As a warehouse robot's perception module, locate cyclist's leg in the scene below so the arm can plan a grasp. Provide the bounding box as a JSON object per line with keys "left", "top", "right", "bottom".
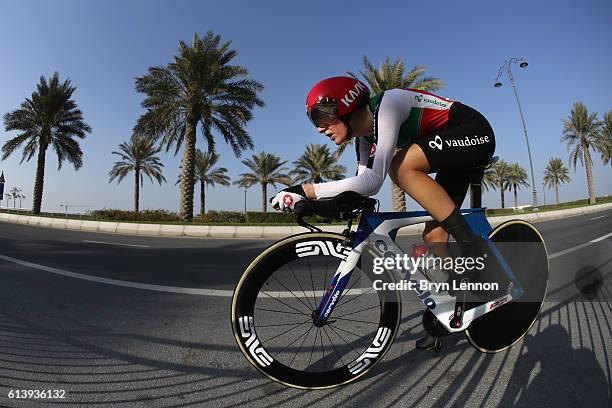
{"left": 390, "top": 103, "right": 496, "bottom": 350}
{"left": 390, "top": 130, "right": 494, "bottom": 248}
{"left": 415, "top": 172, "right": 471, "bottom": 350}
{"left": 422, "top": 170, "right": 470, "bottom": 255}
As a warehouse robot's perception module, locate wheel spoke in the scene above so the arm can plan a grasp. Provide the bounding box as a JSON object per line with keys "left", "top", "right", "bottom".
{"left": 270, "top": 275, "right": 313, "bottom": 312}
{"left": 336, "top": 287, "right": 375, "bottom": 309}
{"left": 333, "top": 316, "right": 379, "bottom": 325}
{"left": 261, "top": 319, "right": 311, "bottom": 343}
{"left": 322, "top": 326, "right": 345, "bottom": 366}
{"left": 319, "top": 326, "right": 327, "bottom": 370}
{"left": 254, "top": 307, "right": 306, "bottom": 316}
{"left": 307, "top": 328, "right": 317, "bottom": 370}
{"left": 308, "top": 259, "right": 318, "bottom": 307}
{"left": 273, "top": 324, "right": 315, "bottom": 358}
{"left": 289, "top": 264, "right": 314, "bottom": 310}
{"left": 322, "top": 260, "right": 329, "bottom": 296}
{"left": 326, "top": 324, "right": 358, "bottom": 355}
{"left": 327, "top": 322, "right": 372, "bottom": 341}
{"left": 259, "top": 291, "right": 310, "bottom": 316}
{"left": 289, "top": 325, "right": 314, "bottom": 367}
{"left": 257, "top": 321, "right": 311, "bottom": 328}
{"left": 334, "top": 304, "right": 380, "bottom": 319}
{"left": 343, "top": 269, "right": 363, "bottom": 295}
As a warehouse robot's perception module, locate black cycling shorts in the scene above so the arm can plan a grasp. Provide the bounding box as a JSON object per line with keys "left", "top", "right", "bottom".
{"left": 415, "top": 102, "right": 496, "bottom": 207}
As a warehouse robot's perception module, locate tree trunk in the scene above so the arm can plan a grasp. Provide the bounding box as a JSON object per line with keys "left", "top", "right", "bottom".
{"left": 391, "top": 149, "right": 406, "bottom": 212}
{"left": 513, "top": 185, "right": 518, "bottom": 209}
{"left": 584, "top": 146, "right": 596, "bottom": 204}
{"left": 262, "top": 182, "right": 268, "bottom": 213}
{"left": 134, "top": 169, "right": 140, "bottom": 212}
{"left": 200, "top": 181, "right": 206, "bottom": 215}
{"left": 32, "top": 142, "right": 47, "bottom": 214}
{"left": 555, "top": 180, "right": 560, "bottom": 204}
{"left": 499, "top": 182, "right": 505, "bottom": 209}
{"left": 179, "top": 117, "right": 198, "bottom": 221}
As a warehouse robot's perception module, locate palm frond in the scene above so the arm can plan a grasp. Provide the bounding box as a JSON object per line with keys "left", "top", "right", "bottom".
{"left": 108, "top": 133, "right": 165, "bottom": 186}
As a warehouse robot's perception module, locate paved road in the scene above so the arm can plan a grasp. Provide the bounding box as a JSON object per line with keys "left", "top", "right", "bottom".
{"left": 0, "top": 210, "right": 610, "bottom": 407}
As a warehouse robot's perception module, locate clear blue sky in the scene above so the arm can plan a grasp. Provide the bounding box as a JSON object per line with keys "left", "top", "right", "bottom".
{"left": 0, "top": 0, "right": 610, "bottom": 213}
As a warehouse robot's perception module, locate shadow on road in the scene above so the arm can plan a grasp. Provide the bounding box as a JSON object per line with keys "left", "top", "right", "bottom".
{"left": 0, "top": 248, "right": 610, "bottom": 407}
{"left": 499, "top": 325, "right": 609, "bottom": 407}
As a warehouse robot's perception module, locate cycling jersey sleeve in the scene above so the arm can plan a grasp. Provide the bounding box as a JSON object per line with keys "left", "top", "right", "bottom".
{"left": 355, "top": 136, "right": 371, "bottom": 176}
{"left": 313, "top": 89, "right": 413, "bottom": 198}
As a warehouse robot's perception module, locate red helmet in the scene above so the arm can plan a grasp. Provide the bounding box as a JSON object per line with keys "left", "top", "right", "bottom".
{"left": 306, "top": 76, "right": 370, "bottom": 127}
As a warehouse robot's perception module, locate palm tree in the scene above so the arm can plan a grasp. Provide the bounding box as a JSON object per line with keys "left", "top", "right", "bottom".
{"left": 351, "top": 56, "right": 443, "bottom": 211}
{"left": 109, "top": 134, "right": 166, "bottom": 212}
{"left": 483, "top": 159, "right": 511, "bottom": 208}
{"left": 543, "top": 157, "right": 571, "bottom": 204}
{"left": 292, "top": 143, "right": 346, "bottom": 183}
{"left": 2, "top": 72, "right": 91, "bottom": 213}
{"left": 506, "top": 163, "right": 530, "bottom": 209}
{"left": 135, "top": 32, "right": 264, "bottom": 221}
{"left": 177, "top": 149, "right": 230, "bottom": 215}
{"left": 9, "top": 187, "right": 22, "bottom": 209}
{"left": 599, "top": 111, "right": 612, "bottom": 165}
{"left": 561, "top": 102, "right": 603, "bottom": 204}
{"left": 235, "top": 152, "right": 291, "bottom": 212}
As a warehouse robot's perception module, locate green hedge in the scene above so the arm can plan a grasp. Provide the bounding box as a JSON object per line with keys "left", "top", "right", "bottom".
{"left": 89, "top": 209, "right": 180, "bottom": 222}
{"left": 194, "top": 211, "right": 331, "bottom": 224}
{"left": 194, "top": 210, "right": 247, "bottom": 223}
{"left": 6, "top": 194, "right": 608, "bottom": 224}
{"left": 485, "top": 195, "right": 612, "bottom": 216}
{"left": 87, "top": 209, "right": 326, "bottom": 224}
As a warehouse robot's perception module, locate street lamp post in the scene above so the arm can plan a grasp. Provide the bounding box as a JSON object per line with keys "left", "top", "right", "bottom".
{"left": 0, "top": 172, "right": 5, "bottom": 209}
{"left": 494, "top": 57, "right": 538, "bottom": 206}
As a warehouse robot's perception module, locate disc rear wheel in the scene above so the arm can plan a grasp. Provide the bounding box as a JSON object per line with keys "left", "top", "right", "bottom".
{"left": 465, "top": 220, "right": 549, "bottom": 352}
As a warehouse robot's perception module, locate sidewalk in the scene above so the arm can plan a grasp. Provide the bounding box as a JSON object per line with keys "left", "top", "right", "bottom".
{"left": 1, "top": 202, "right": 611, "bottom": 239}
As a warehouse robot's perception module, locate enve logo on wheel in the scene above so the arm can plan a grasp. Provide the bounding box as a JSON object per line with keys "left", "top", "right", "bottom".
{"left": 295, "top": 240, "right": 350, "bottom": 260}
{"left": 347, "top": 327, "right": 392, "bottom": 375}
{"left": 238, "top": 316, "right": 273, "bottom": 367}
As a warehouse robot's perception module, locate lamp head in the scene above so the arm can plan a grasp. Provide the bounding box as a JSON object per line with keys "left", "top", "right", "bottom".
{"left": 494, "top": 81, "right": 503, "bottom": 88}
{"left": 519, "top": 60, "right": 528, "bottom": 68}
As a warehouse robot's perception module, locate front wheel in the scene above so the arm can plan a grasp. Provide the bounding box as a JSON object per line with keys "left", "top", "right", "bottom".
{"left": 231, "top": 232, "right": 401, "bottom": 389}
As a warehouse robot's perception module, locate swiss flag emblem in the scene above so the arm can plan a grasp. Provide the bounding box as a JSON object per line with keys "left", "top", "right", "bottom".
{"left": 283, "top": 194, "right": 293, "bottom": 206}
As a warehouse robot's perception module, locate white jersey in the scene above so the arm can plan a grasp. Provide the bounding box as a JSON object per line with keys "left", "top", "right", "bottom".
{"left": 313, "top": 88, "right": 454, "bottom": 198}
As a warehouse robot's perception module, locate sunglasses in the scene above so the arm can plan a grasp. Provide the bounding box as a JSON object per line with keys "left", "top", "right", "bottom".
{"left": 308, "top": 101, "right": 340, "bottom": 128}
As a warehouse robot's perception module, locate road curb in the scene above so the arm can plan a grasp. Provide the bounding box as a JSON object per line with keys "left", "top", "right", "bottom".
{"left": 1, "top": 202, "right": 611, "bottom": 239}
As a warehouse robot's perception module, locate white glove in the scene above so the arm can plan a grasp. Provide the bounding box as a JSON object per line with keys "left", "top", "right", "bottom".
{"left": 271, "top": 190, "right": 305, "bottom": 212}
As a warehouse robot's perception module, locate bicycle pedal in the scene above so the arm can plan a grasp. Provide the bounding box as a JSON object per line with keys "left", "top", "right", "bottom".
{"left": 434, "top": 338, "right": 444, "bottom": 353}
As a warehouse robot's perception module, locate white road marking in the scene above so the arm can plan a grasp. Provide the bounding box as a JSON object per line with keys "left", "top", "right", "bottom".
{"left": 1, "top": 232, "right": 609, "bottom": 296}
{"left": 590, "top": 215, "right": 607, "bottom": 220}
{"left": 548, "top": 232, "right": 612, "bottom": 259}
{"left": 0, "top": 254, "right": 367, "bottom": 297}
{"left": 83, "top": 240, "right": 150, "bottom": 248}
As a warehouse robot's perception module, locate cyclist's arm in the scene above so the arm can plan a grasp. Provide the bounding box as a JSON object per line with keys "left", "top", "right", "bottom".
{"left": 311, "top": 90, "right": 412, "bottom": 198}
{"left": 355, "top": 135, "right": 372, "bottom": 176}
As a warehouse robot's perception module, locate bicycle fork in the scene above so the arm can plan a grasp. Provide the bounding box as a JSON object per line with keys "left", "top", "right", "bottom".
{"left": 312, "top": 247, "right": 362, "bottom": 327}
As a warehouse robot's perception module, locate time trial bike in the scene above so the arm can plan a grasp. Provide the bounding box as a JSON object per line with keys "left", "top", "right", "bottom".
{"left": 231, "top": 185, "right": 548, "bottom": 389}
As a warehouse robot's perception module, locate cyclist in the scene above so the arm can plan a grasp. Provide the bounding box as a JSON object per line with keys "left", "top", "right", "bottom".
{"left": 271, "top": 76, "right": 496, "bottom": 350}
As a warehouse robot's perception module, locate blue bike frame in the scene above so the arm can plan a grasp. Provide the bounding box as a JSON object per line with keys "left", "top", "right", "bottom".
{"left": 313, "top": 208, "right": 525, "bottom": 331}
